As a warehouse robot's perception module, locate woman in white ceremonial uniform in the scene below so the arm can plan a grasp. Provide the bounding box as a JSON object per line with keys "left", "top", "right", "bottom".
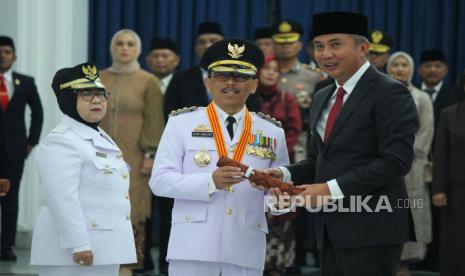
{"left": 30, "top": 62, "right": 137, "bottom": 276}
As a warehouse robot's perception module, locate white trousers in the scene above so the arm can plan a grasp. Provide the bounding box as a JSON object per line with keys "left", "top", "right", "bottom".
{"left": 37, "top": 264, "right": 119, "bottom": 276}
{"left": 169, "top": 260, "right": 263, "bottom": 276}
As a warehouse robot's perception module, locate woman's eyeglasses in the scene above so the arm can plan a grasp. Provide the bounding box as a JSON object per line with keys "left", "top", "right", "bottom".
{"left": 76, "top": 90, "right": 109, "bottom": 102}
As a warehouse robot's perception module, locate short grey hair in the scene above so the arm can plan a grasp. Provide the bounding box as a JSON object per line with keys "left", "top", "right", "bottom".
{"left": 351, "top": 34, "right": 369, "bottom": 46}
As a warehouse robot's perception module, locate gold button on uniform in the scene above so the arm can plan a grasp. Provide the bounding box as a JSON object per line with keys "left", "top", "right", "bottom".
{"left": 92, "top": 222, "right": 98, "bottom": 228}
{"left": 227, "top": 186, "right": 234, "bottom": 193}
{"left": 226, "top": 208, "right": 233, "bottom": 216}
{"left": 185, "top": 215, "right": 191, "bottom": 221}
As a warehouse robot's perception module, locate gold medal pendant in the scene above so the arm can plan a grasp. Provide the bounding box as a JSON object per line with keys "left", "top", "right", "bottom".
{"left": 194, "top": 149, "right": 211, "bottom": 167}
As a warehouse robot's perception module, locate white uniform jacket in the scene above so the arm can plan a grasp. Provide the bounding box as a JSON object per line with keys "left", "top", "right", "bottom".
{"left": 150, "top": 107, "right": 289, "bottom": 270}
{"left": 30, "top": 115, "right": 137, "bottom": 265}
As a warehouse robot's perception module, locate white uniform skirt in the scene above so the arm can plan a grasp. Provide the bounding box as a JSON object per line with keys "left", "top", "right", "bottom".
{"left": 37, "top": 264, "right": 119, "bottom": 276}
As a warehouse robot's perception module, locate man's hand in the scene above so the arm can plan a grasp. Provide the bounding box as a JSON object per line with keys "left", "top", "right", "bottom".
{"left": 298, "top": 183, "right": 332, "bottom": 208}
{"left": 269, "top": 187, "right": 292, "bottom": 209}
{"left": 141, "top": 157, "right": 154, "bottom": 175}
{"left": 432, "top": 193, "right": 447, "bottom": 207}
{"left": 73, "top": 250, "right": 93, "bottom": 266}
{"left": 27, "top": 144, "right": 33, "bottom": 155}
{"left": 0, "top": 179, "right": 10, "bottom": 197}
{"left": 212, "top": 166, "right": 244, "bottom": 190}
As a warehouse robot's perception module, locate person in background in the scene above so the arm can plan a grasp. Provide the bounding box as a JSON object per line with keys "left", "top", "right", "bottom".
{"left": 99, "top": 29, "right": 165, "bottom": 275}
{"left": 256, "top": 54, "right": 301, "bottom": 275}
{"left": 146, "top": 36, "right": 180, "bottom": 275}
{"left": 254, "top": 27, "right": 274, "bottom": 56}
{"left": 431, "top": 69, "right": 465, "bottom": 276}
{"left": 0, "top": 35, "right": 43, "bottom": 261}
{"left": 387, "top": 51, "right": 434, "bottom": 276}
{"left": 368, "top": 29, "right": 393, "bottom": 73}
{"left": 146, "top": 37, "right": 180, "bottom": 95}
{"left": 416, "top": 49, "right": 463, "bottom": 272}
{"left": 30, "top": 62, "right": 136, "bottom": 276}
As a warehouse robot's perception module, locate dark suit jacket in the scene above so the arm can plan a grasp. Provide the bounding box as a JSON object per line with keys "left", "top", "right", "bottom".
{"left": 432, "top": 84, "right": 463, "bottom": 129}
{"left": 0, "top": 72, "right": 43, "bottom": 162}
{"left": 288, "top": 66, "right": 419, "bottom": 249}
{"left": 432, "top": 102, "right": 465, "bottom": 274}
{"left": 163, "top": 66, "right": 261, "bottom": 122}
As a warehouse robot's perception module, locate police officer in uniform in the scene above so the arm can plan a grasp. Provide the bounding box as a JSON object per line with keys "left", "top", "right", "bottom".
{"left": 150, "top": 38, "right": 289, "bottom": 276}
{"left": 368, "top": 29, "right": 393, "bottom": 73}
{"left": 30, "top": 63, "right": 136, "bottom": 276}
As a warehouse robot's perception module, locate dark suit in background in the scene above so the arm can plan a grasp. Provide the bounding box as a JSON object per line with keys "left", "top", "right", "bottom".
{"left": 288, "top": 65, "right": 418, "bottom": 275}
{"left": 0, "top": 72, "right": 43, "bottom": 250}
{"left": 432, "top": 102, "right": 465, "bottom": 276}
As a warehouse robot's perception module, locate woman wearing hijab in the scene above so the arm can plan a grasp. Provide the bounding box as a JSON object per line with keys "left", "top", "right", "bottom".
{"left": 387, "top": 52, "right": 434, "bottom": 276}
{"left": 257, "top": 55, "right": 302, "bottom": 276}
{"left": 30, "top": 62, "right": 136, "bottom": 276}
{"left": 99, "top": 29, "right": 165, "bottom": 271}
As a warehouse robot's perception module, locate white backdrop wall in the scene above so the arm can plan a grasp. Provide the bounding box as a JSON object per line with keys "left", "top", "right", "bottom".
{"left": 0, "top": 0, "right": 89, "bottom": 231}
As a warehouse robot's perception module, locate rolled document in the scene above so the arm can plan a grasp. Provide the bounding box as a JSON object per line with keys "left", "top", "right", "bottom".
{"left": 216, "top": 156, "right": 305, "bottom": 195}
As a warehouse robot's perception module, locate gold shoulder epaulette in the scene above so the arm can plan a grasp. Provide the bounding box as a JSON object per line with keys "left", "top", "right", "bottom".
{"left": 254, "top": 112, "right": 283, "bottom": 128}
{"left": 170, "top": 106, "right": 200, "bottom": 116}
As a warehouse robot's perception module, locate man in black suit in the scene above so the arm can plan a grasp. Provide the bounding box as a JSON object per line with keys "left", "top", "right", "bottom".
{"left": 163, "top": 22, "right": 224, "bottom": 121}
{"left": 416, "top": 49, "right": 463, "bottom": 272}
{"left": 0, "top": 36, "right": 43, "bottom": 261}
{"left": 267, "top": 12, "right": 418, "bottom": 276}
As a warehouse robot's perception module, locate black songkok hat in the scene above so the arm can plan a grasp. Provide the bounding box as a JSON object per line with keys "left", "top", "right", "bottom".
{"left": 312, "top": 12, "right": 368, "bottom": 39}
{"left": 0, "top": 36, "right": 15, "bottom": 50}
{"left": 197, "top": 22, "right": 224, "bottom": 37}
{"left": 271, "top": 21, "right": 303, "bottom": 43}
{"left": 149, "top": 37, "right": 179, "bottom": 55}
{"left": 368, "top": 30, "right": 393, "bottom": 54}
{"left": 420, "top": 49, "right": 446, "bottom": 64}
{"left": 200, "top": 38, "right": 264, "bottom": 76}
{"left": 254, "top": 27, "right": 273, "bottom": 40}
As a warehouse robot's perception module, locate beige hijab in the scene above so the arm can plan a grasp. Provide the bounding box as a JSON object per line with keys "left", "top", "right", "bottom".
{"left": 107, "top": 29, "right": 141, "bottom": 74}
{"left": 387, "top": 51, "right": 415, "bottom": 85}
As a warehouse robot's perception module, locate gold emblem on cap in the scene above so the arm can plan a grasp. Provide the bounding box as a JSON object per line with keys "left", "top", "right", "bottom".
{"left": 279, "top": 22, "right": 292, "bottom": 33}
{"left": 82, "top": 65, "right": 98, "bottom": 81}
{"left": 194, "top": 149, "right": 211, "bottom": 167}
{"left": 371, "top": 30, "right": 383, "bottom": 44}
{"left": 227, "top": 43, "right": 245, "bottom": 59}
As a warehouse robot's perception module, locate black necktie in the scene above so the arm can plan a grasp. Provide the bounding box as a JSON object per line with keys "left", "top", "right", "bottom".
{"left": 425, "top": 89, "right": 435, "bottom": 98}
{"left": 226, "top": 116, "right": 236, "bottom": 139}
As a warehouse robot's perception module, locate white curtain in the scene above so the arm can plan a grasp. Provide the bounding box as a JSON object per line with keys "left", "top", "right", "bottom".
{"left": 0, "top": 0, "right": 89, "bottom": 231}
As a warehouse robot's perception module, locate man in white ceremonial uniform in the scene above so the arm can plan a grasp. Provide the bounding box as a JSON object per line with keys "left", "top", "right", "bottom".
{"left": 30, "top": 63, "right": 136, "bottom": 276}
{"left": 150, "top": 38, "right": 289, "bottom": 276}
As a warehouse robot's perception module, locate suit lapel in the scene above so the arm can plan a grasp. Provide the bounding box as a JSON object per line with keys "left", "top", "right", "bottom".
{"left": 310, "top": 85, "right": 334, "bottom": 144}
{"left": 8, "top": 72, "right": 22, "bottom": 107}
{"left": 323, "top": 66, "right": 377, "bottom": 150}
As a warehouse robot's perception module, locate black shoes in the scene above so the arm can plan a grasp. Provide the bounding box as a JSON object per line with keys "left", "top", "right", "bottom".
{"left": 0, "top": 247, "right": 17, "bottom": 261}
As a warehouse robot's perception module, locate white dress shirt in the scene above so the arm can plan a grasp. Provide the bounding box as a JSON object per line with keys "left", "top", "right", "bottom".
{"left": 421, "top": 81, "right": 443, "bottom": 103}
{"left": 280, "top": 61, "right": 372, "bottom": 200}
{"left": 159, "top": 73, "right": 173, "bottom": 95}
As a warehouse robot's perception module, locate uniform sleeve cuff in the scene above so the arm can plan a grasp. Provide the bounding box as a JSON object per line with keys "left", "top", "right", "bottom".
{"left": 208, "top": 173, "right": 218, "bottom": 195}
{"left": 71, "top": 244, "right": 91, "bottom": 254}
{"left": 327, "top": 179, "right": 344, "bottom": 200}
{"left": 279, "top": 167, "right": 292, "bottom": 182}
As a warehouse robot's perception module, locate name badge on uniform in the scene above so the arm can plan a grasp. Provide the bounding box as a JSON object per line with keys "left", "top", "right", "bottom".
{"left": 96, "top": 152, "right": 107, "bottom": 158}
{"left": 192, "top": 124, "right": 213, "bottom": 138}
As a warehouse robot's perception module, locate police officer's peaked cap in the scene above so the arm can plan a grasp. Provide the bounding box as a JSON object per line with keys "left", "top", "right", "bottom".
{"left": 200, "top": 38, "right": 264, "bottom": 76}
{"left": 369, "top": 30, "right": 393, "bottom": 54}
{"left": 271, "top": 21, "right": 303, "bottom": 43}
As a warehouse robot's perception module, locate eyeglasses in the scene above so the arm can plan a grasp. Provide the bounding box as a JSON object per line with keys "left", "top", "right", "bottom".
{"left": 211, "top": 72, "right": 253, "bottom": 83}
{"left": 76, "top": 90, "right": 109, "bottom": 102}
